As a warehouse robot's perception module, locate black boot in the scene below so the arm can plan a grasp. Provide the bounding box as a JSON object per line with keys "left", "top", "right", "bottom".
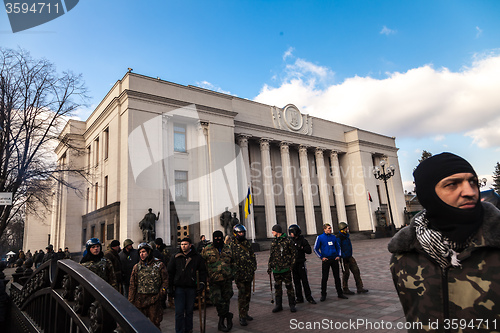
{"left": 239, "top": 316, "right": 248, "bottom": 326}
{"left": 218, "top": 315, "right": 229, "bottom": 332}
{"left": 289, "top": 298, "right": 297, "bottom": 313}
{"left": 226, "top": 312, "right": 233, "bottom": 331}
{"left": 272, "top": 296, "right": 283, "bottom": 313}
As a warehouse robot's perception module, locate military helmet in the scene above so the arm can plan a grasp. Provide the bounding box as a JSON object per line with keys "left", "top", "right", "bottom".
{"left": 138, "top": 242, "right": 152, "bottom": 252}
{"left": 288, "top": 224, "right": 301, "bottom": 236}
{"left": 85, "top": 238, "right": 101, "bottom": 252}
{"left": 233, "top": 224, "right": 247, "bottom": 240}
{"left": 339, "top": 222, "right": 348, "bottom": 231}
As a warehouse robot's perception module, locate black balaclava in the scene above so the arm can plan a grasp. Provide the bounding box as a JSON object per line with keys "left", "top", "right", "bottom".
{"left": 213, "top": 230, "right": 224, "bottom": 249}
{"left": 413, "top": 152, "right": 483, "bottom": 243}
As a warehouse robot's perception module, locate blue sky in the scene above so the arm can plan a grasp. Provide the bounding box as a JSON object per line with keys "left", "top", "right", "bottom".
{"left": 2, "top": 0, "right": 500, "bottom": 192}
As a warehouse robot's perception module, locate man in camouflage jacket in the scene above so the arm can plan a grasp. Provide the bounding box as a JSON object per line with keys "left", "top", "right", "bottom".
{"left": 202, "top": 230, "right": 234, "bottom": 332}
{"left": 129, "top": 242, "right": 168, "bottom": 328}
{"left": 80, "top": 238, "right": 117, "bottom": 290}
{"left": 229, "top": 224, "right": 257, "bottom": 326}
{"left": 389, "top": 152, "right": 500, "bottom": 332}
{"left": 268, "top": 224, "right": 297, "bottom": 313}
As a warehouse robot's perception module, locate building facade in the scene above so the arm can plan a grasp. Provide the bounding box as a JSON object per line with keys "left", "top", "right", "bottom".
{"left": 24, "top": 72, "right": 406, "bottom": 251}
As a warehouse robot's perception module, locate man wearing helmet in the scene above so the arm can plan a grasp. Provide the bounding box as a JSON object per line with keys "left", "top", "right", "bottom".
{"left": 119, "top": 239, "right": 139, "bottom": 297}
{"left": 228, "top": 224, "right": 257, "bottom": 326}
{"left": 288, "top": 224, "right": 316, "bottom": 304}
{"left": 80, "top": 238, "right": 117, "bottom": 290}
{"left": 337, "top": 222, "right": 368, "bottom": 295}
{"left": 128, "top": 242, "right": 168, "bottom": 329}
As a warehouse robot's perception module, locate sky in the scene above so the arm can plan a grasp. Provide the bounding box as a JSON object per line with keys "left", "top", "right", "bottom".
{"left": 2, "top": 0, "right": 500, "bottom": 192}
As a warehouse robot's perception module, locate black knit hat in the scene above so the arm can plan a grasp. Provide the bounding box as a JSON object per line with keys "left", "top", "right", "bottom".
{"left": 110, "top": 240, "right": 120, "bottom": 248}
{"left": 413, "top": 152, "right": 482, "bottom": 242}
{"left": 272, "top": 224, "right": 282, "bottom": 233}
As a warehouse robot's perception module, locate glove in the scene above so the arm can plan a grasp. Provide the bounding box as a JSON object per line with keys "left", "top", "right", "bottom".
{"left": 197, "top": 282, "right": 205, "bottom": 294}
{"left": 267, "top": 268, "right": 272, "bottom": 275}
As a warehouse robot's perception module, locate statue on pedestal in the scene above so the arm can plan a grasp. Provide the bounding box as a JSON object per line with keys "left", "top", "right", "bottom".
{"left": 139, "top": 208, "right": 160, "bottom": 243}
{"left": 220, "top": 207, "right": 233, "bottom": 237}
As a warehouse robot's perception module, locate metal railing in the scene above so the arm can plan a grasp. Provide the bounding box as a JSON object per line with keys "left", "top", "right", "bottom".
{"left": 9, "top": 259, "right": 160, "bottom": 333}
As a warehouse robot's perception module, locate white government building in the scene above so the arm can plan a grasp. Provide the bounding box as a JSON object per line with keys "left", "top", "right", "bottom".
{"left": 24, "top": 72, "right": 406, "bottom": 252}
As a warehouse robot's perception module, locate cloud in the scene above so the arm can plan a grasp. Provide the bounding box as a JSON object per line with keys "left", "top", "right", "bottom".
{"left": 380, "top": 25, "right": 396, "bottom": 35}
{"left": 433, "top": 135, "right": 445, "bottom": 142}
{"left": 195, "top": 81, "right": 232, "bottom": 95}
{"left": 283, "top": 47, "right": 294, "bottom": 61}
{"left": 254, "top": 52, "right": 500, "bottom": 150}
{"left": 476, "top": 26, "right": 483, "bottom": 38}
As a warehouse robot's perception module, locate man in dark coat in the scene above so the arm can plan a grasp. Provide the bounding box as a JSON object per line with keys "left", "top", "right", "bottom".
{"left": 104, "top": 240, "right": 123, "bottom": 292}
{"left": 119, "top": 239, "right": 139, "bottom": 297}
{"left": 167, "top": 237, "right": 207, "bottom": 333}
{"left": 288, "top": 224, "right": 316, "bottom": 304}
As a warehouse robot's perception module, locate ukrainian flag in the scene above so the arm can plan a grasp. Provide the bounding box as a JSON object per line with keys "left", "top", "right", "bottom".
{"left": 244, "top": 187, "right": 252, "bottom": 218}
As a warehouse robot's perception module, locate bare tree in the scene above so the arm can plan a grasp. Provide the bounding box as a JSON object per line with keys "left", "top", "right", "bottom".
{"left": 0, "top": 47, "right": 88, "bottom": 239}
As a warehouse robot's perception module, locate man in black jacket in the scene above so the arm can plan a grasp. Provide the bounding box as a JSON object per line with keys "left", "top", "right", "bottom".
{"left": 289, "top": 224, "right": 316, "bottom": 304}
{"left": 119, "top": 239, "right": 139, "bottom": 297}
{"left": 167, "top": 237, "right": 207, "bottom": 333}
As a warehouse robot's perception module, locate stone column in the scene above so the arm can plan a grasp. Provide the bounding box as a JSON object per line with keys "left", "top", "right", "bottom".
{"left": 315, "top": 148, "right": 332, "bottom": 224}
{"left": 280, "top": 142, "right": 297, "bottom": 228}
{"left": 161, "top": 114, "right": 171, "bottom": 245}
{"left": 260, "top": 138, "right": 276, "bottom": 237}
{"left": 237, "top": 135, "right": 256, "bottom": 241}
{"left": 330, "top": 151, "right": 348, "bottom": 223}
{"left": 299, "top": 145, "right": 316, "bottom": 235}
{"left": 197, "top": 121, "right": 212, "bottom": 238}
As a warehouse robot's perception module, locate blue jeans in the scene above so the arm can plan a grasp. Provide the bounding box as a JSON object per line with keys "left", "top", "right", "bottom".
{"left": 175, "top": 287, "right": 196, "bottom": 333}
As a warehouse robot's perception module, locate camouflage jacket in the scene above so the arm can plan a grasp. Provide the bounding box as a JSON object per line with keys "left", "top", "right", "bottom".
{"left": 229, "top": 237, "right": 257, "bottom": 282}
{"left": 80, "top": 258, "right": 118, "bottom": 290}
{"left": 128, "top": 257, "right": 168, "bottom": 308}
{"left": 268, "top": 233, "right": 296, "bottom": 274}
{"left": 201, "top": 243, "right": 233, "bottom": 283}
{"left": 388, "top": 202, "right": 500, "bottom": 332}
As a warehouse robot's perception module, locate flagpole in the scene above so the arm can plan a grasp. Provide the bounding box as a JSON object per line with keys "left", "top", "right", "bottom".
{"left": 367, "top": 191, "right": 376, "bottom": 233}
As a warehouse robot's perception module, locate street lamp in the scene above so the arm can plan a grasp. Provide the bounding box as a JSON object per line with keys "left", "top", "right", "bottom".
{"left": 479, "top": 178, "right": 487, "bottom": 188}
{"left": 373, "top": 160, "right": 396, "bottom": 233}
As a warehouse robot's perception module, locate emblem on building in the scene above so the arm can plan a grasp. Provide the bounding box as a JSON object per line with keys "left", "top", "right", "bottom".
{"left": 271, "top": 104, "right": 313, "bottom": 135}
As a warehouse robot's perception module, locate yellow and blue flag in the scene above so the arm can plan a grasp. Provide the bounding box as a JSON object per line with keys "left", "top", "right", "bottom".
{"left": 244, "top": 187, "right": 252, "bottom": 218}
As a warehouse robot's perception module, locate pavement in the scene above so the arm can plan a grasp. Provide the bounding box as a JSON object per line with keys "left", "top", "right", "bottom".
{"left": 161, "top": 237, "right": 407, "bottom": 333}
{"left": 2, "top": 237, "right": 408, "bottom": 332}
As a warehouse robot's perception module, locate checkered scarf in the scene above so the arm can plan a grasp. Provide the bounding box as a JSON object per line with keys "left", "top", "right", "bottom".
{"left": 414, "top": 211, "right": 467, "bottom": 269}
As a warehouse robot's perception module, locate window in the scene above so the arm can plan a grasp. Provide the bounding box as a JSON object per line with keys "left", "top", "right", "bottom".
{"left": 174, "top": 124, "right": 186, "bottom": 152}
{"left": 175, "top": 170, "right": 188, "bottom": 201}
{"left": 100, "top": 223, "right": 106, "bottom": 243}
{"left": 95, "top": 137, "right": 100, "bottom": 166}
{"left": 104, "top": 176, "right": 108, "bottom": 206}
{"left": 107, "top": 224, "right": 114, "bottom": 240}
{"left": 82, "top": 228, "right": 87, "bottom": 246}
{"left": 103, "top": 127, "right": 109, "bottom": 160}
{"left": 86, "top": 188, "right": 90, "bottom": 213}
{"left": 91, "top": 225, "right": 95, "bottom": 238}
{"left": 95, "top": 182, "right": 98, "bottom": 210}
{"left": 87, "top": 146, "right": 91, "bottom": 167}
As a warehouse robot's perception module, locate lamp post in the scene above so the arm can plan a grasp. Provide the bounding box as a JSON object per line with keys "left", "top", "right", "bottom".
{"left": 373, "top": 160, "right": 396, "bottom": 234}
{"left": 479, "top": 178, "right": 487, "bottom": 188}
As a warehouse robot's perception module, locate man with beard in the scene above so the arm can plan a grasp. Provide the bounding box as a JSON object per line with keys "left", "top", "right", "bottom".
{"left": 128, "top": 242, "right": 168, "bottom": 329}
{"left": 228, "top": 224, "right": 257, "bottom": 326}
{"left": 80, "top": 238, "right": 117, "bottom": 290}
{"left": 389, "top": 152, "right": 500, "bottom": 332}
{"left": 119, "top": 239, "right": 139, "bottom": 297}
{"left": 288, "top": 224, "right": 316, "bottom": 304}
{"left": 202, "top": 230, "right": 234, "bottom": 332}
{"left": 168, "top": 237, "right": 207, "bottom": 333}
{"left": 104, "top": 240, "right": 123, "bottom": 292}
